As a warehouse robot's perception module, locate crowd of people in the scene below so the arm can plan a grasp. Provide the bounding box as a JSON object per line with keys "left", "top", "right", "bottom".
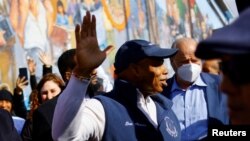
{"left": 0, "top": 46, "right": 113, "bottom": 141}
{"left": 1, "top": 1, "right": 250, "bottom": 141}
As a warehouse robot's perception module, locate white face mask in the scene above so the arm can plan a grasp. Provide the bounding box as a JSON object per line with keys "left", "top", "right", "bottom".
{"left": 177, "top": 63, "right": 201, "bottom": 82}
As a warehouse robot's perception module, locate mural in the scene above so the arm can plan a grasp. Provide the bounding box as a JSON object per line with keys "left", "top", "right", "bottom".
{"left": 0, "top": 0, "right": 17, "bottom": 92}
{"left": 155, "top": 0, "right": 219, "bottom": 49}
{"left": 128, "top": 0, "right": 149, "bottom": 40}
{"left": 0, "top": 0, "right": 226, "bottom": 109}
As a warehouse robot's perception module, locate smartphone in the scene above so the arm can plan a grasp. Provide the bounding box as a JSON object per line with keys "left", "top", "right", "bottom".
{"left": 19, "top": 67, "right": 29, "bottom": 85}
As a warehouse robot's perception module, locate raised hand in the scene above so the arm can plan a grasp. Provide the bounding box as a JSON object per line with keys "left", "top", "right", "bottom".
{"left": 74, "top": 11, "right": 114, "bottom": 77}
{"left": 15, "top": 76, "right": 28, "bottom": 95}
{"left": 27, "top": 57, "right": 36, "bottom": 75}
{"left": 39, "top": 52, "right": 53, "bottom": 67}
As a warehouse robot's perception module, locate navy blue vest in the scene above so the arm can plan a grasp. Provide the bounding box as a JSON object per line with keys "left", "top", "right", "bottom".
{"left": 95, "top": 79, "right": 181, "bottom": 141}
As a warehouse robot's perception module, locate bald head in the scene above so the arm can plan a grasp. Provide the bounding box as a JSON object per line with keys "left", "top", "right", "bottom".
{"left": 172, "top": 38, "right": 197, "bottom": 55}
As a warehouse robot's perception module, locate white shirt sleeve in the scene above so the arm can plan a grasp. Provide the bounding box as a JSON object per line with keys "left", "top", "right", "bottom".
{"left": 96, "top": 66, "right": 113, "bottom": 92}
{"left": 52, "top": 75, "right": 105, "bottom": 141}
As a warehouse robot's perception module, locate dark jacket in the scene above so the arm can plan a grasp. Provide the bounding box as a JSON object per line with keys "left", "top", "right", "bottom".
{"left": 30, "top": 65, "right": 52, "bottom": 90}
{"left": 0, "top": 109, "right": 22, "bottom": 141}
{"left": 13, "top": 88, "right": 27, "bottom": 119}
{"left": 21, "top": 119, "right": 32, "bottom": 141}
{"left": 32, "top": 96, "right": 58, "bottom": 141}
{"left": 20, "top": 65, "right": 54, "bottom": 141}
{"left": 21, "top": 96, "right": 59, "bottom": 141}
{"left": 95, "top": 79, "right": 181, "bottom": 141}
{"left": 162, "top": 72, "right": 229, "bottom": 126}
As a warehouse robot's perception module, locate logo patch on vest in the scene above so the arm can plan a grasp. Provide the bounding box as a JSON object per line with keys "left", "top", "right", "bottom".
{"left": 164, "top": 116, "right": 178, "bottom": 138}
{"left": 125, "top": 121, "right": 133, "bottom": 126}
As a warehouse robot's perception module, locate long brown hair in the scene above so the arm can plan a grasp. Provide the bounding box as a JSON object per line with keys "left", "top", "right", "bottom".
{"left": 36, "top": 73, "right": 65, "bottom": 104}
{"left": 28, "top": 73, "right": 65, "bottom": 119}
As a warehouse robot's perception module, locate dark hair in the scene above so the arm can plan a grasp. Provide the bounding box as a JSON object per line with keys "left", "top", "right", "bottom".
{"left": 57, "top": 49, "right": 76, "bottom": 82}
{"left": 57, "top": 0, "right": 66, "bottom": 14}
{"left": 57, "top": 0, "right": 63, "bottom": 6}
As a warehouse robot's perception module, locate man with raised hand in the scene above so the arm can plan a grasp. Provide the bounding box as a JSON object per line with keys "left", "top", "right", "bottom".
{"left": 52, "top": 11, "right": 181, "bottom": 141}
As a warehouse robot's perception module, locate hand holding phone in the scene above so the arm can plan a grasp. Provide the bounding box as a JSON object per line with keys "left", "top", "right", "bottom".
{"left": 19, "top": 67, "right": 28, "bottom": 85}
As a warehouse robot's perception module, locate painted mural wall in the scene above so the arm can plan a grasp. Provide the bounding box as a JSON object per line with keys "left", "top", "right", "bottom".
{"left": 0, "top": 0, "right": 228, "bottom": 108}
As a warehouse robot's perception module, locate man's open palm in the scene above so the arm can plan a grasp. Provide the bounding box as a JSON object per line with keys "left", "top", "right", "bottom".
{"left": 74, "top": 11, "right": 114, "bottom": 76}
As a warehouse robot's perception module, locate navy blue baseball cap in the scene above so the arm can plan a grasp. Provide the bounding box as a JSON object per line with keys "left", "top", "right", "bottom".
{"left": 195, "top": 8, "right": 250, "bottom": 59}
{"left": 114, "top": 39, "right": 178, "bottom": 73}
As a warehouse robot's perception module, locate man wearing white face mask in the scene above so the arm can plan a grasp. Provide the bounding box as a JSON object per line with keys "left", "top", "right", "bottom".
{"left": 162, "top": 37, "right": 229, "bottom": 141}
{"left": 177, "top": 63, "right": 202, "bottom": 83}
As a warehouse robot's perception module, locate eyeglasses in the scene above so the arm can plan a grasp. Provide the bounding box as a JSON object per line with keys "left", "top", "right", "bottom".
{"left": 220, "top": 58, "right": 250, "bottom": 85}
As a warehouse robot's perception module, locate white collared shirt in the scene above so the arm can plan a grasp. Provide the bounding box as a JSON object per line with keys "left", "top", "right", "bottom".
{"left": 137, "top": 90, "right": 158, "bottom": 127}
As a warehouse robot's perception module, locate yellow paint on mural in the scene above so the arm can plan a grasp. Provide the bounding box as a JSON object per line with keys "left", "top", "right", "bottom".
{"left": 101, "top": 0, "right": 130, "bottom": 31}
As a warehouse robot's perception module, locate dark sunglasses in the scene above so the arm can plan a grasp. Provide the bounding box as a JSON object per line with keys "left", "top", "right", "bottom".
{"left": 220, "top": 58, "right": 250, "bottom": 85}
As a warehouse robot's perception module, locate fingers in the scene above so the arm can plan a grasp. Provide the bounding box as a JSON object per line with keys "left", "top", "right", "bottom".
{"left": 38, "top": 51, "right": 51, "bottom": 65}
{"left": 75, "top": 24, "right": 80, "bottom": 44}
{"left": 80, "top": 11, "right": 96, "bottom": 38}
{"left": 17, "top": 76, "right": 28, "bottom": 87}
{"left": 19, "top": 77, "right": 28, "bottom": 85}
{"left": 81, "top": 14, "right": 88, "bottom": 38}
{"left": 22, "top": 80, "right": 29, "bottom": 86}
{"left": 19, "top": 76, "right": 27, "bottom": 82}
{"left": 16, "top": 76, "right": 20, "bottom": 84}
{"left": 86, "top": 11, "right": 92, "bottom": 37}
{"left": 27, "top": 58, "right": 36, "bottom": 73}
{"left": 104, "top": 45, "right": 115, "bottom": 56}
{"left": 91, "top": 15, "right": 96, "bottom": 36}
